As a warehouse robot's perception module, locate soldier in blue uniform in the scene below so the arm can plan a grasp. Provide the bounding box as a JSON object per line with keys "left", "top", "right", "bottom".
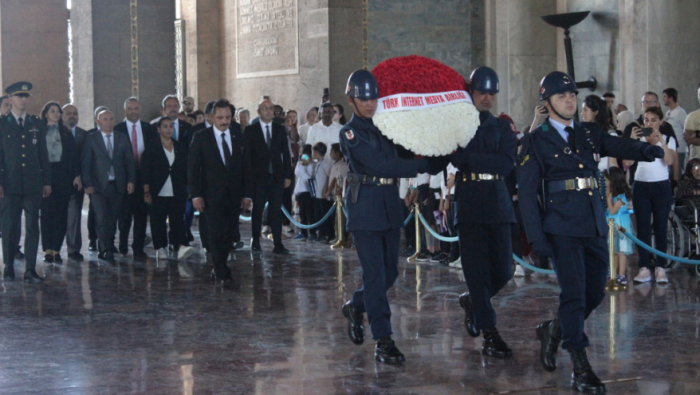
{"left": 451, "top": 67, "right": 517, "bottom": 358}
{"left": 518, "top": 71, "right": 663, "bottom": 394}
{"left": 0, "top": 82, "right": 52, "bottom": 283}
{"left": 339, "top": 69, "right": 443, "bottom": 364}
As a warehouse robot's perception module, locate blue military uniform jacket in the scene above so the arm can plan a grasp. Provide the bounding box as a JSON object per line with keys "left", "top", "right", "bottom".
{"left": 339, "top": 114, "right": 428, "bottom": 232}
{"left": 0, "top": 113, "right": 51, "bottom": 195}
{"left": 517, "top": 118, "right": 653, "bottom": 243}
{"left": 450, "top": 111, "right": 516, "bottom": 225}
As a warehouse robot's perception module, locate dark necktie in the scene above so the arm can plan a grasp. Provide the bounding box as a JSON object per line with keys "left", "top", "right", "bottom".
{"left": 266, "top": 125, "right": 273, "bottom": 174}
{"left": 565, "top": 126, "right": 576, "bottom": 151}
{"left": 221, "top": 133, "right": 231, "bottom": 168}
{"left": 18, "top": 117, "right": 23, "bottom": 128}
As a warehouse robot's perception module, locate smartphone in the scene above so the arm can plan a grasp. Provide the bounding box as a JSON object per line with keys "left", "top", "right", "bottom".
{"left": 641, "top": 127, "right": 654, "bottom": 137}
{"left": 323, "top": 88, "right": 330, "bottom": 96}
{"left": 537, "top": 105, "right": 548, "bottom": 115}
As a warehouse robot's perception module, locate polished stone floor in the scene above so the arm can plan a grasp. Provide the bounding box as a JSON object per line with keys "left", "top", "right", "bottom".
{"left": 1, "top": 219, "right": 700, "bottom": 394}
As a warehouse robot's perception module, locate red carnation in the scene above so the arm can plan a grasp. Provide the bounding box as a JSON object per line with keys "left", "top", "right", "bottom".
{"left": 372, "top": 55, "right": 466, "bottom": 97}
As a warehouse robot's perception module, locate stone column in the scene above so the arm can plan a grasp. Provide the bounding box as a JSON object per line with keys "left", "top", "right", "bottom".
{"left": 0, "top": 0, "right": 69, "bottom": 114}
{"left": 181, "top": 0, "right": 222, "bottom": 110}
{"left": 72, "top": 0, "right": 175, "bottom": 129}
{"left": 486, "top": 0, "right": 557, "bottom": 128}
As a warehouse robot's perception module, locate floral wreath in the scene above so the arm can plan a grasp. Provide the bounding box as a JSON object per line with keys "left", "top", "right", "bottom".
{"left": 371, "top": 55, "right": 480, "bottom": 156}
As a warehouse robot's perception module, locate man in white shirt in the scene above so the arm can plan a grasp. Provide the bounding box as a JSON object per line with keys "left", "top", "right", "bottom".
{"left": 306, "top": 103, "right": 342, "bottom": 160}
{"left": 298, "top": 107, "right": 319, "bottom": 146}
{"left": 115, "top": 97, "right": 156, "bottom": 258}
{"left": 663, "top": 87, "right": 688, "bottom": 167}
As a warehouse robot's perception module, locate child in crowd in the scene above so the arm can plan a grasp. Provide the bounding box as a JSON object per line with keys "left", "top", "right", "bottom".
{"left": 312, "top": 142, "right": 334, "bottom": 242}
{"left": 324, "top": 144, "right": 350, "bottom": 245}
{"left": 604, "top": 167, "right": 635, "bottom": 285}
{"left": 293, "top": 145, "right": 317, "bottom": 241}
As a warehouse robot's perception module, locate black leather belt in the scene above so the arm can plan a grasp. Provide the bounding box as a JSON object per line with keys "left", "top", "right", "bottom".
{"left": 463, "top": 173, "right": 504, "bottom": 182}
{"left": 360, "top": 175, "right": 394, "bottom": 186}
{"left": 546, "top": 177, "right": 598, "bottom": 193}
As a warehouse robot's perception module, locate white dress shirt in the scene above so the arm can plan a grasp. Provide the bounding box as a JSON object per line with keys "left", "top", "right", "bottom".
{"left": 11, "top": 111, "right": 25, "bottom": 126}
{"left": 260, "top": 120, "right": 273, "bottom": 145}
{"left": 306, "top": 121, "right": 342, "bottom": 160}
{"left": 101, "top": 131, "right": 116, "bottom": 181}
{"left": 548, "top": 117, "right": 574, "bottom": 142}
{"left": 159, "top": 147, "right": 175, "bottom": 197}
{"left": 126, "top": 119, "right": 145, "bottom": 161}
{"left": 214, "top": 126, "right": 232, "bottom": 165}
{"left": 666, "top": 106, "right": 688, "bottom": 154}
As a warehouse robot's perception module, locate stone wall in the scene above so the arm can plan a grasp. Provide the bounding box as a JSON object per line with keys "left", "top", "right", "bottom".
{"left": 72, "top": 0, "right": 175, "bottom": 129}
{"left": 0, "top": 0, "right": 69, "bottom": 115}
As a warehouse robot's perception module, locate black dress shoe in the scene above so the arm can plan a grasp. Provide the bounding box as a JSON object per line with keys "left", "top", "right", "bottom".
{"left": 53, "top": 255, "right": 63, "bottom": 264}
{"left": 15, "top": 250, "right": 24, "bottom": 260}
{"left": 459, "top": 292, "right": 480, "bottom": 337}
{"left": 133, "top": 251, "right": 148, "bottom": 260}
{"left": 482, "top": 327, "right": 513, "bottom": 358}
{"left": 43, "top": 254, "right": 54, "bottom": 263}
{"left": 569, "top": 348, "right": 606, "bottom": 394}
{"left": 88, "top": 240, "right": 97, "bottom": 251}
{"left": 98, "top": 251, "right": 114, "bottom": 261}
{"left": 3, "top": 267, "right": 15, "bottom": 281}
{"left": 119, "top": 247, "right": 128, "bottom": 256}
{"left": 272, "top": 246, "right": 290, "bottom": 255}
{"left": 251, "top": 240, "right": 261, "bottom": 253}
{"left": 374, "top": 336, "right": 405, "bottom": 364}
{"left": 68, "top": 252, "right": 84, "bottom": 261}
{"left": 537, "top": 318, "right": 561, "bottom": 372}
{"left": 232, "top": 241, "right": 245, "bottom": 251}
{"left": 23, "top": 270, "right": 44, "bottom": 284}
{"left": 341, "top": 301, "right": 365, "bottom": 345}
{"left": 210, "top": 269, "right": 232, "bottom": 281}
{"left": 187, "top": 229, "right": 194, "bottom": 242}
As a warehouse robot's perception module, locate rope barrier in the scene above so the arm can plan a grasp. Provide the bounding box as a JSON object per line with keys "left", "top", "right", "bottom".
{"left": 417, "top": 213, "right": 556, "bottom": 274}
{"left": 280, "top": 204, "right": 336, "bottom": 230}
{"left": 404, "top": 211, "right": 414, "bottom": 227}
{"left": 616, "top": 226, "right": 700, "bottom": 265}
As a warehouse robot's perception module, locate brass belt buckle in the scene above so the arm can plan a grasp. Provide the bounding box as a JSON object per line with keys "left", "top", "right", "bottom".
{"left": 480, "top": 174, "right": 494, "bottom": 181}
{"left": 576, "top": 177, "right": 591, "bottom": 190}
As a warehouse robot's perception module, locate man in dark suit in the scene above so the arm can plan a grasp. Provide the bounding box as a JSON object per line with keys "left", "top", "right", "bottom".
{"left": 0, "top": 82, "right": 52, "bottom": 283}
{"left": 85, "top": 105, "right": 109, "bottom": 253}
{"left": 183, "top": 100, "right": 215, "bottom": 249}
{"left": 151, "top": 95, "right": 191, "bottom": 143}
{"left": 246, "top": 99, "right": 293, "bottom": 254}
{"left": 63, "top": 104, "right": 89, "bottom": 261}
{"left": 114, "top": 97, "right": 157, "bottom": 258}
{"left": 189, "top": 99, "right": 252, "bottom": 282}
{"left": 82, "top": 110, "right": 135, "bottom": 261}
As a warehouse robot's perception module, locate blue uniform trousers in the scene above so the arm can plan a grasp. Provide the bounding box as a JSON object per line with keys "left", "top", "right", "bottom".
{"left": 547, "top": 233, "right": 607, "bottom": 350}
{"left": 351, "top": 228, "right": 401, "bottom": 340}
{"left": 458, "top": 223, "right": 512, "bottom": 330}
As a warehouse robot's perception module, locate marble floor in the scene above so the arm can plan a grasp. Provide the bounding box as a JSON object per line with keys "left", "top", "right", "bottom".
{"left": 1, "top": 221, "right": 700, "bottom": 395}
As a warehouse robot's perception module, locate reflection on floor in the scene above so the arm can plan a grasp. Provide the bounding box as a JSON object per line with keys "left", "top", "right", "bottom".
{"left": 1, "top": 222, "right": 700, "bottom": 394}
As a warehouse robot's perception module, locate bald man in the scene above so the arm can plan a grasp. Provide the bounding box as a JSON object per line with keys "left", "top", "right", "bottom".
{"left": 81, "top": 110, "right": 135, "bottom": 261}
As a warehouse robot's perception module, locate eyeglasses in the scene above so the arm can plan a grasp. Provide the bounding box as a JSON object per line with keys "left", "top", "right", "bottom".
{"left": 642, "top": 100, "right": 658, "bottom": 105}
{"left": 274, "top": 111, "right": 283, "bottom": 115}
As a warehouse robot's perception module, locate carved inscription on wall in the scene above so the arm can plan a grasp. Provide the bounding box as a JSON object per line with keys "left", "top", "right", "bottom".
{"left": 237, "top": 0, "right": 299, "bottom": 78}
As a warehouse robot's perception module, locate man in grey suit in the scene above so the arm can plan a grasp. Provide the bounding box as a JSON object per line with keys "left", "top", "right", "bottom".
{"left": 63, "top": 104, "right": 88, "bottom": 261}
{"left": 81, "top": 110, "right": 135, "bottom": 261}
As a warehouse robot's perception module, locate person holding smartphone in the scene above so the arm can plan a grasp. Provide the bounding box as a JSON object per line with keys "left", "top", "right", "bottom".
{"left": 626, "top": 107, "right": 675, "bottom": 284}
{"left": 292, "top": 145, "right": 317, "bottom": 241}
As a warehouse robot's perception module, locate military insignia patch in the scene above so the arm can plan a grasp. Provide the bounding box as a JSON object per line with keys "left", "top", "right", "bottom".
{"left": 345, "top": 130, "right": 354, "bottom": 140}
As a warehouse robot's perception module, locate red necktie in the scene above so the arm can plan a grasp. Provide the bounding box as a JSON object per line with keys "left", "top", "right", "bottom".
{"left": 131, "top": 124, "right": 139, "bottom": 167}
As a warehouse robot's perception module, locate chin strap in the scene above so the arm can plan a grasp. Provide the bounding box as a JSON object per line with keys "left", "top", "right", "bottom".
{"left": 546, "top": 98, "right": 573, "bottom": 122}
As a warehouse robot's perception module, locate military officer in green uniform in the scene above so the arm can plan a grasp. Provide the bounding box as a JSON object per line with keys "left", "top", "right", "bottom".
{"left": 0, "top": 82, "right": 51, "bottom": 283}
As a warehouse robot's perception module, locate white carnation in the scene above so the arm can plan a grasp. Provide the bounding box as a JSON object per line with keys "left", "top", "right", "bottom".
{"left": 373, "top": 102, "right": 480, "bottom": 156}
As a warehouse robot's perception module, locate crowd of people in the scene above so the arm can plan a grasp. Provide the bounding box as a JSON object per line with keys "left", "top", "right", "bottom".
{"left": 0, "top": 81, "right": 354, "bottom": 284}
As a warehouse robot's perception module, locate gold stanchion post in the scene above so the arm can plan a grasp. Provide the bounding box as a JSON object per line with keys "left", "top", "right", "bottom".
{"left": 331, "top": 196, "right": 344, "bottom": 249}
{"left": 408, "top": 202, "right": 421, "bottom": 262}
{"left": 606, "top": 219, "right": 625, "bottom": 291}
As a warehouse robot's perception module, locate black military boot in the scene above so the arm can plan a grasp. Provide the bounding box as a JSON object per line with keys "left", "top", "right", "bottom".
{"left": 3, "top": 265, "right": 15, "bottom": 281}
{"left": 536, "top": 318, "right": 561, "bottom": 372}
{"left": 569, "top": 348, "right": 606, "bottom": 394}
{"left": 374, "top": 336, "right": 405, "bottom": 364}
{"left": 481, "top": 327, "right": 513, "bottom": 358}
{"left": 341, "top": 301, "right": 365, "bottom": 345}
{"left": 458, "top": 292, "right": 479, "bottom": 337}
